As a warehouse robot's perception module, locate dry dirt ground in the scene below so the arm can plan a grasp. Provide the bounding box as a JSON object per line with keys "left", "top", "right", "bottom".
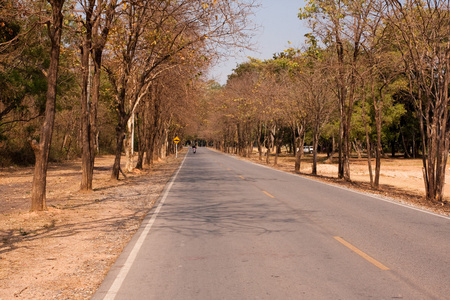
{"left": 1, "top": 149, "right": 450, "bottom": 299}
{"left": 241, "top": 151, "right": 450, "bottom": 215}
{"left": 0, "top": 151, "right": 186, "bottom": 299}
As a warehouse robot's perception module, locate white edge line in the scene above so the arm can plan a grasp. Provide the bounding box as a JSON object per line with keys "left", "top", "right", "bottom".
{"left": 103, "top": 153, "right": 188, "bottom": 300}
{"left": 211, "top": 148, "right": 450, "bottom": 221}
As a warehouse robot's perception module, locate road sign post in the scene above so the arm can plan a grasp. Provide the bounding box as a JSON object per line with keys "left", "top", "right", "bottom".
{"left": 173, "top": 136, "right": 180, "bottom": 158}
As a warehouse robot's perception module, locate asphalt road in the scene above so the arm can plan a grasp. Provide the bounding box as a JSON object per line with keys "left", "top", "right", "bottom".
{"left": 94, "top": 148, "right": 450, "bottom": 299}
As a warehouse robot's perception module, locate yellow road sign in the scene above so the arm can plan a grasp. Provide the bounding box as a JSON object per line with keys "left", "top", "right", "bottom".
{"left": 173, "top": 136, "right": 180, "bottom": 144}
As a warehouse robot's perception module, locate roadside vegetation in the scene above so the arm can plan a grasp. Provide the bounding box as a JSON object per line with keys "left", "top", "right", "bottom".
{"left": 1, "top": 0, "right": 449, "bottom": 211}
{"left": 198, "top": 0, "right": 450, "bottom": 204}
{"left": 0, "top": 0, "right": 257, "bottom": 211}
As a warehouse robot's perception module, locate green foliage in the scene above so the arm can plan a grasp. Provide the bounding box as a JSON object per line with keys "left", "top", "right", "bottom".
{"left": 227, "top": 58, "right": 263, "bottom": 81}
{"left": 351, "top": 100, "right": 370, "bottom": 141}
{"left": 0, "top": 130, "right": 36, "bottom": 167}
{"left": 0, "top": 0, "right": 84, "bottom": 165}
{"left": 0, "top": 2, "right": 49, "bottom": 126}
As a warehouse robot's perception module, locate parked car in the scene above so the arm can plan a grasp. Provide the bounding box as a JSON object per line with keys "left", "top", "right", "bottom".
{"left": 303, "top": 146, "right": 313, "bottom": 154}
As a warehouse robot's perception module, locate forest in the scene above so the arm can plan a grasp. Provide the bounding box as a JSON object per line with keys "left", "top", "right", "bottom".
{"left": 1, "top": 0, "right": 450, "bottom": 211}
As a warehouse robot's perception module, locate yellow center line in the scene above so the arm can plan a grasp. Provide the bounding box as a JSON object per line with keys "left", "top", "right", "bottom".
{"left": 239, "top": 176, "right": 245, "bottom": 180}
{"left": 334, "top": 236, "right": 390, "bottom": 271}
{"left": 262, "top": 191, "right": 275, "bottom": 198}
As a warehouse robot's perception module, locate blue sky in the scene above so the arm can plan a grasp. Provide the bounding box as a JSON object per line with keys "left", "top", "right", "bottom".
{"left": 208, "top": 0, "right": 308, "bottom": 84}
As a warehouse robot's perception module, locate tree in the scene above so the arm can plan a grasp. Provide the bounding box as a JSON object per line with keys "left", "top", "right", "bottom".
{"left": 299, "top": 47, "right": 336, "bottom": 175}
{"left": 105, "top": 0, "right": 257, "bottom": 180}
{"left": 223, "top": 63, "right": 260, "bottom": 157}
{"left": 76, "top": 0, "right": 118, "bottom": 191}
{"left": 135, "top": 64, "right": 200, "bottom": 169}
{"left": 385, "top": 0, "right": 450, "bottom": 202}
{"left": 29, "top": 0, "right": 66, "bottom": 211}
{"left": 0, "top": 0, "right": 47, "bottom": 135}
{"left": 300, "top": 0, "right": 374, "bottom": 181}
{"left": 356, "top": 2, "right": 404, "bottom": 188}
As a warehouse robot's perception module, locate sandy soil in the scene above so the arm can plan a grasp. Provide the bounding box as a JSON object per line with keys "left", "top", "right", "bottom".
{"left": 1, "top": 149, "right": 449, "bottom": 299}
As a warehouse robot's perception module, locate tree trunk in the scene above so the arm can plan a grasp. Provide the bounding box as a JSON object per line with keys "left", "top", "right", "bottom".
{"left": 342, "top": 118, "right": 351, "bottom": 180}
{"left": 89, "top": 55, "right": 101, "bottom": 181}
{"left": 125, "top": 111, "right": 135, "bottom": 172}
{"left": 111, "top": 117, "right": 126, "bottom": 180}
{"left": 435, "top": 75, "right": 450, "bottom": 202}
{"left": 294, "top": 123, "right": 305, "bottom": 172}
{"left": 401, "top": 133, "right": 409, "bottom": 158}
{"left": 265, "top": 129, "right": 270, "bottom": 164}
{"left": 374, "top": 103, "right": 382, "bottom": 189}
{"left": 274, "top": 144, "right": 280, "bottom": 166}
{"left": 136, "top": 141, "right": 146, "bottom": 170}
{"left": 257, "top": 122, "right": 263, "bottom": 161}
{"left": 294, "top": 145, "right": 302, "bottom": 172}
{"left": 336, "top": 26, "right": 345, "bottom": 180}
{"left": 237, "top": 123, "right": 244, "bottom": 157}
{"left": 273, "top": 128, "right": 283, "bottom": 166}
{"left": 80, "top": 31, "right": 93, "bottom": 191}
{"left": 312, "top": 125, "right": 320, "bottom": 175}
{"left": 416, "top": 91, "right": 430, "bottom": 198}
{"left": 361, "top": 92, "right": 373, "bottom": 187}
{"left": 134, "top": 111, "right": 142, "bottom": 169}
{"left": 80, "top": 0, "right": 116, "bottom": 191}
{"left": 292, "top": 126, "right": 296, "bottom": 158}
{"left": 30, "top": 0, "right": 65, "bottom": 211}
{"left": 342, "top": 56, "right": 358, "bottom": 181}
{"left": 353, "top": 139, "right": 362, "bottom": 159}
{"left": 146, "top": 131, "right": 156, "bottom": 166}
{"left": 160, "top": 128, "right": 168, "bottom": 159}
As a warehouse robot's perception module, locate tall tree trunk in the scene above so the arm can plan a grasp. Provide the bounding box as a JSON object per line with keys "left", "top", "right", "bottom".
{"left": 336, "top": 34, "right": 345, "bottom": 179}
{"left": 361, "top": 89, "right": 373, "bottom": 187}
{"left": 342, "top": 67, "right": 357, "bottom": 181}
{"left": 401, "top": 133, "right": 410, "bottom": 158}
{"left": 236, "top": 123, "right": 243, "bottom": 156}
{"left": 111, "top": 115, "right": 127, "bottom": 180}
{"left": 135, "top": 112, "right": 146, "bottom": 169}
{"left": 80, "top": 30, "right": 93, "bottom": 191}
{"left": 336, "top": 12, "right": 361, "bottom": 182}
{"left": 274, "top": 144, "right": 279, "bottom": 166}
{"left": 125, "top": 111, "right": 135, "bottom": 172}
{"left": 146, "top": 132, "right": 156, "bottom": 166}
{"left": 30, "top": 0, "right": 65, "bottom": 211}
{"left": 158, "top": 127, "right": 167, "bottom": 159}
{"left": 312, "top": 124, "right": 319, "bottom": 175}
{"left": 257, "top": 122, "right": 263, "bottom": 161}
{"left": 274, "top": 130, "right": 283, "bottom": 167}
{"left": 435, "top": 53, "right": 450, "bottom": 202}
{"left": 292, "top": 125, "right": 297, "bottom": 158}
{"left": 80, "top": 0, "right": 117, "bottom": 190}
{"left": 265, "top": 128, "right": 270, "bottom": 164}
{"left": 89, "top": 49, "right": 103, "bottom": 173}
{"left": 373, "top": 85, "right": 384, "bottom": 188}
{"left": 353, "top": 139, "right": 362, "bottom": 159}
{"left": 294, "top": 123, "right": 305, "bottom": 172}
{"left": 415, "top": 91, "right": 430, "bottom": 197}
